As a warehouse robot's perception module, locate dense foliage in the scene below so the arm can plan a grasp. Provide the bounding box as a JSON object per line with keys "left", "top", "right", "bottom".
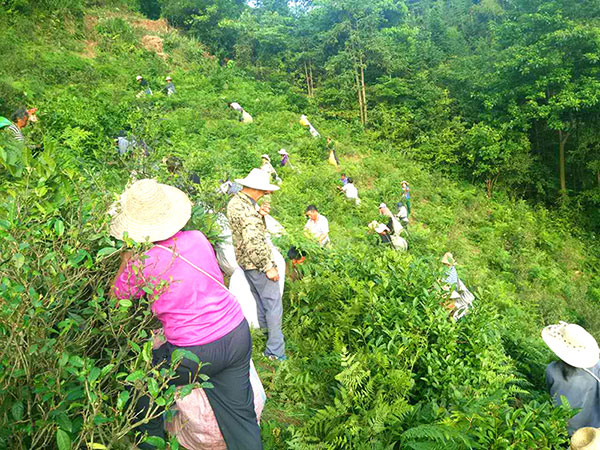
{"left": 0, "top": 2, "right": 599, "bottom": 450}
{"left": 146, "top": 0, "right": 600, "bottom": 231}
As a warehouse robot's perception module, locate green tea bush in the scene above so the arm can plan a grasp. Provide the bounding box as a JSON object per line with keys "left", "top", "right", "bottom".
{"left": 0, "top": 5, "right": 599, "bottom": 450}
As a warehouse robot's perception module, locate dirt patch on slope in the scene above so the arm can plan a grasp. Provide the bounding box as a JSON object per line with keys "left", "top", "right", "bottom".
{"left": 141, "top": 35, "right": 167, "bottom": 59}
{"left": 134, "top": 18, "right": 170, "bottom": 33}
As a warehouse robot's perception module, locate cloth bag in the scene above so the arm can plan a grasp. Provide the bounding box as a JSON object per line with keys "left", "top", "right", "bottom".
{"left": 165, "top": 360, "right": 266, "bottom": 450}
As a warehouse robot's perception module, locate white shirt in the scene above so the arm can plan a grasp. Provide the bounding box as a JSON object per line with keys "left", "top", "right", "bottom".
{"left": 305, "top": 214, "right": 330, "bottom": 246}
{"left": 342, "top": 183, "right": 358, "bottom": 199}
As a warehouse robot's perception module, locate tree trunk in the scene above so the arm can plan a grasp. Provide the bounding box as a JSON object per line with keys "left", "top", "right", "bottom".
{"left": 558, "top": 129, "right": 569, "bottom": 197}
{"left": 355, "top": 69, "right": 364, "bottom": 125}
{"left": 304, "top": 62, "right": 312, "bottom": 97}
{"left": 309, "top": 63, "right": 314, "bottom": 97}
{"left": 360, "top": 60, "right": 367, "bottom": 124}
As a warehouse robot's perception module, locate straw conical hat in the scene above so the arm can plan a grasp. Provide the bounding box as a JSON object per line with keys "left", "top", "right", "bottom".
{"left": 542, "top": 322, "right": 600, "bottom": 369}
{"left": 109, "top": 179, "right": 192, "bottom": 243}
{"left": 571, "top": 428, "right": 600, "bottom": 450}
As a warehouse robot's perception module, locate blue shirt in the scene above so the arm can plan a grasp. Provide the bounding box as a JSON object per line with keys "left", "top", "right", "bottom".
{"left": 546, "top": 361, "right": 600, "bottom": 435}
{"left": 444, "top": 266, "right": 458, "bottom": 286}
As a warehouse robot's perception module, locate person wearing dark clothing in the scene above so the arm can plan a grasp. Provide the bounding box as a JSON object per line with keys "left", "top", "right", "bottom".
{"left": 543, "top": 321, "right": 600, "bottom": 435}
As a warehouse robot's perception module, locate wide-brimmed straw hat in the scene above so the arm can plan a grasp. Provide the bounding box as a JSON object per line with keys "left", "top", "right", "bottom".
{"left": 542, "top": 322, "right": 600, "bottom": 369}
{"left": 379, "top": 203, "right": 387, "bottom": 209}
{"left": 401, "top": 180, "right": 409, "bottom": 186}
{"left": 441, "top": 252, "right": 456, "bottom": 266}
{"left": 235, "top": 168, "right": 280, "bottom": 192}
{"left": 165, "top": 76, "right": 172, "bottom": 81}
{"left": 109, "top": 179, "right": 192, "bottom": 243}
{"left": 136, "top": 75, "right": 143, "bottom": 81}
{"left": 278, "top": 148, "right": 288, "bottom": 155}
{"left": 571, "top": 428, "right": 600, "bottom": 450}
{"left": 261, "top": 154, "right": 271, "bottom": 162}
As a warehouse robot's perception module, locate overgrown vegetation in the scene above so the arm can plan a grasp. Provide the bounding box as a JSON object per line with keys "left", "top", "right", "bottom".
{"left": 0, "top": 2, "right": 599, "bottom": 449}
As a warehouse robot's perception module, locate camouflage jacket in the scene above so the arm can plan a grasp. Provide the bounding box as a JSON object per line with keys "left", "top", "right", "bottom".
{"left": 227, "top": 192, "right": 274, "bottom": 272}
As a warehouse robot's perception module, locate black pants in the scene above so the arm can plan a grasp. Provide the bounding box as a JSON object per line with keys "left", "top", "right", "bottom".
{"left": 134, "top": 319, "right": 263, "bottom": 450}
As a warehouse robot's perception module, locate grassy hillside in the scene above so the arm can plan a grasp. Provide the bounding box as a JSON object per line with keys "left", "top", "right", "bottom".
{"left": 1, "top": 5, "right": 599, "bottom": 449}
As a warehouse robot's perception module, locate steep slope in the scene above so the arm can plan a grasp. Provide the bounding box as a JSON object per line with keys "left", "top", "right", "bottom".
{"left": 0, "top": 6, "right": 598, "bottom": 449}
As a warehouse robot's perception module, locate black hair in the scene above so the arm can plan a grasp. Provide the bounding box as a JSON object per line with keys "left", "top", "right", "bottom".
{"left": 305, "top": 205, "right": 318, "bottom": 213}
{"left": 347, "top": 177, "right": 354, "bottom": 183}
{"left": 11, "top": 107, "right": 28, "bottom": 122}
{"left": 341, "top": 173, "right": 346, "bottom": 176}
{"left": 287, "top": 246, "right": 305, "bottom": 260}
{"left": 557, "top": 360, "right": 579, "bottom": 381}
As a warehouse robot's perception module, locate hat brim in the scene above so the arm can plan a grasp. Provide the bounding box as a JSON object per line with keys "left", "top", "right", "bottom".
{"left": 542, "top": 324, "right": 600, "bottom": 369}
{"left": 234, "top": 178, "right": 280, "bottom": 191}
{"left": 109, "top": 184, "right": 192, "bottom": 243}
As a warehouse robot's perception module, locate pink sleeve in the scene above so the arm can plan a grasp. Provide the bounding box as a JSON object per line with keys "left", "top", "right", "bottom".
{"left": 113, "top": 259, "right": 146, "bottom": 300}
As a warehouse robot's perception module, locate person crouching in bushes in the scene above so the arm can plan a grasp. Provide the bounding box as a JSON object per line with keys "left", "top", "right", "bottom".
{"left": 396, "top": 199, "right": 409, "bottom": 229}
{"left": 109, "top": 179, "right": 262, "bottom": 450}
{"left": 440, "top": 252, "right": 474, "bottom": 320}
{"left": 368, "top": 221, "right": 408, "bottom": 251}
{"left": 337, "top": 177, "right": 360, "bottom": 205}
{"left": 542, "top": 321, "right": 600, "bottom": 436}
{"left": 287, "top": 246, "right": 305, "bottom": 281}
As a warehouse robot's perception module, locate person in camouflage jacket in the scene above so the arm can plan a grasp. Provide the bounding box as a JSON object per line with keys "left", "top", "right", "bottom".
{"left": 227, "top": 169, "right": 286, "bottom": 360}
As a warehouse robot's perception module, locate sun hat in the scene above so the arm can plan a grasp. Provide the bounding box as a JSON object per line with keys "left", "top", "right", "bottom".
{"left": 379, "top": 203, "right": 387, "bottom": 209}
{"left": 441, "top": 252, "right": 456, "bottom": 266}
{"left": 278, "top": 149, "right": 288, "bottom": 155}
{"left": 165, "top": 76, "right": 172, "bottom": 81}
{"left": 374, "top": 223, "right": 390, "bottom": 234}
{"left": 261, "top": 154, "right": 271, "bottom": 162}
{"left": 367, "top": 220, "right": 379, "bottom": 231}
{"left": 136, "top": 75, "right": 143, "bottom": 81}
{"left": 109, "top": 179, "right": 192, "bottom": 243}
{"left": 542, "top": 322, "right": 600, "bottom": 369}
{"left": 235, "top": 168, "right": 280, "bottom": 192}
{"left": 401, "top": 180, "right": 409, "bottom": 186}
{"left": 571, "top": 428, "right": 600, "bottom": 450}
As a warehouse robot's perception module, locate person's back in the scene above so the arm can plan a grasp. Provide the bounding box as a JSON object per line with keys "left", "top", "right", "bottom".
{"left": 546, "top": 361, "right": 600, "bottom": 434}
{"left": 114, "top": 230, "right": 244, "bottom": 346}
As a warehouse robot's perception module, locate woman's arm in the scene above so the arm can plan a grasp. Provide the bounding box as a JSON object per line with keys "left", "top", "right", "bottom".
{"left": 110, "top": 250, "right": 133, "bottom": 299}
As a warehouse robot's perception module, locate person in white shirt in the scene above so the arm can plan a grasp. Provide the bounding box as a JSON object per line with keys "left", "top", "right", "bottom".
{"left": 339, "top": 177, "right": 360, "bottom": 205}
{"left": 304, "top": 205, "right": 330, "bottom": 246}
{"left": 228, "top": 102, "right": 253, "bottom": 123}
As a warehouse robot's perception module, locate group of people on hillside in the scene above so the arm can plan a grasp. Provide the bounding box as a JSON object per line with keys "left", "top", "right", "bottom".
{"left": 136, "top": 75, "right": 176, "bottom": 97}
{"left": 6, "top": 85, "right": 597, "bottom": 450}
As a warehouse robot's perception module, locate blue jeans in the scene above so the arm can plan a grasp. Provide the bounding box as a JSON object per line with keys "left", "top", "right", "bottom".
{"left": 244, "top": 269, "right": 285, "bottom": 358}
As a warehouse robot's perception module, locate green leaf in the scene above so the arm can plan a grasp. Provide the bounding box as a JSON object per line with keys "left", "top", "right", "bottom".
{"left": 11, "top": 402, "right": 24, "bottom": 421}
{"left": 56, "top": 429, "right": 71, "bottom": 450}
{"left": 88, "top": 367, "right": 101, "bottom": 383}
{"left": 143, "top": 436, "right": 166, "bottom": 449}
{"left": 147, "top": 378, "right": 159, "bottom": 397}
{"left": 88, "top": 444, "right": 107, "bottom": 449}
{"left": 54, "top": 220, "right": 65, "bottom": 236}
{"left": 96, "top": 247, "right": 117, "bottom": 258}
{"left": 56, "top": 413, "right": 73, "bottom": 433}
{"left": 117, "top": 390, "right": 129, "bottom": 410}
{"left": 118, "top": 299, "right": 133, "bottom": 308}
{"left": 100, "top": 363, "right": 115, "bottom": 377}
{"left": 125, "top": 370, "right": 144, "bottom": 383}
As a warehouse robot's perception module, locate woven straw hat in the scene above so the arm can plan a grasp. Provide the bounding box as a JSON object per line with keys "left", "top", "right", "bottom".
{"left": 109, "top": 179, "right": 192, "bottom": 243}
{"left": 571, "top": 428, "right": 600, "bottom": 450}
{"left": 278, "top": 148, "right": 288, "bottom": 155}
{"left": 165, "top": 76, "right": 172, "bottom": 81}
{"left": 261, "top": 154, "right": 271, "bottom": 162}
{"left": 379, "top": 203, "right": 387, "bottom": 209}
{"left": 542, "top": 322, "right": 599, "bottom": 369}
{"left": 441, "top": 252, "right": 456, "bottom": 266}
{"left": 235, "top": 168, "right": 280, "bottom": 192}
{"left": 136, "top": 75, "right": 143, "bottom": 81}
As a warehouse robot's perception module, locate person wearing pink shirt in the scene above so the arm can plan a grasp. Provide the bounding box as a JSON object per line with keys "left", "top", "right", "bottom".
{"left": 109, "top": 179, "right": 262, "bottom": 450}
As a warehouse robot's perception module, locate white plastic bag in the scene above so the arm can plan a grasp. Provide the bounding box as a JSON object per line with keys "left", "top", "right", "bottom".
{"left": 165, "top": 360, "right": 266, "bottom": 450}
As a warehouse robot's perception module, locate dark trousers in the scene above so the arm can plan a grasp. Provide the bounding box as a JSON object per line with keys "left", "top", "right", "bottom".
{"left": 134, "top": 319, "right": 262, "bottom": 450}
{"left": 244, "top": 270, "right": 285, "bottom": 358}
